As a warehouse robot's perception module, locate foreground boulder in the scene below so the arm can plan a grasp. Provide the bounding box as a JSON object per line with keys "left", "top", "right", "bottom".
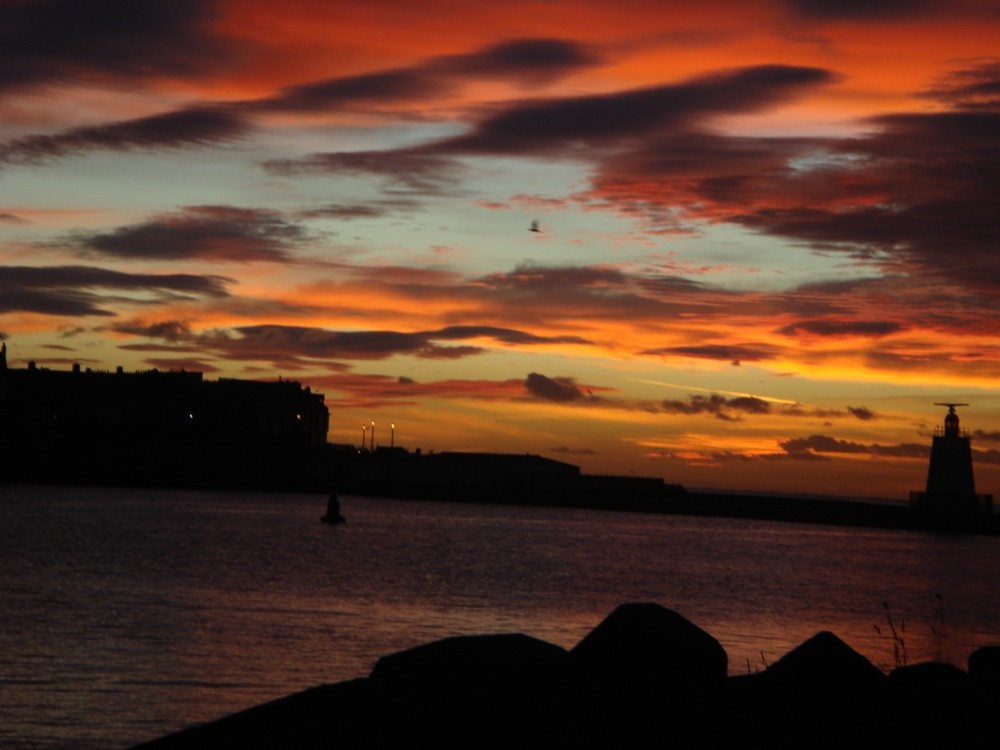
{"left": 367, "top": 633, "right": 572, "bottom": 748}
{"left": 764, "top": 630, "right": 885, "bottom": 692}
{"left": 969, "top": 645, "right": 1000, "bottom": 689}
{"left": 570, "top": 602, "right": 727, "bottom": 688}
{"left": 725, "top": 630, "right": 887, "bottom": 749}
{"left": 370, "top": 632, "right": 569, "bottom": 686}
{"left": 131, "top": 604, "right": 999, "bottom": 749}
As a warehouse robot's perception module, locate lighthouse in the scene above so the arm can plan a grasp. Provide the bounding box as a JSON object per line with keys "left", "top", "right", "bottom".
{"left": 910, "top": 404, "right": 993, "bottom": 522}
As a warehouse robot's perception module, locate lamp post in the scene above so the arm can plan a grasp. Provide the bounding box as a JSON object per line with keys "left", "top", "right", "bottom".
{"left": 391, "top": 423, "right": 395, "bottom": 448}
{"left": 370, "top": 420, "right": 375, "bottom": 452}
{"left": 361, "top": 424, "right": 366, "bottom": 451}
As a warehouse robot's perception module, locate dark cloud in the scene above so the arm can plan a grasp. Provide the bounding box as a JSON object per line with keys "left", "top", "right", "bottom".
{"left": 0, "top": 0, "right": 231, "bottom": 93}
{"left": 112, "top": 320, "right": 193, "bottom": 342}
{"left": 296, "top": 201, "right": 420, "bottom": 220}
{"left": 129, "top": 323, "right": 592, "bottom": 367}
{"left": 432, "top": 325, "right": 590, "bottom": 347}
{"left": 923, "top": 61, "right": 1000, "bottom": 111}
{"left": 428, "top": 38, "right": 601, "bottom": 85}
{"left": 478, "top": 264, "right": 629, "bottom": 290}
{"left": 657, "top": 394, "right": 879, "bottom": 423}
{"left": 786, "top": 0, "right": 937, "bottom": 19}
{"left": 868, "top": 442, "right": 930, "bottom": 459}
{"left": 429, "top": 65, "right": 835, "bottom": 155}
{"left": 263, "top": 150, "right": 464, "bottom": 193}
{"left": 661, "top": 393, "right": 772, "bottom": 420}
{"left": 525, "top": 372, "right": 585, "bottom": 402}
{"left": 780, "top": 434, "right": 870, "bottom": 455}
{"left": 847, "top": 406, "right": 877, "bottom": 421}
{"left": 225, "top": 325, "right": 446, "bottom": 361}
{"left": 0, "top": 265, "right": 231, "bottom": 317}
{"left": 777, "top": 436, "right": 935, "bottom": 461}
{"left": 728, "top": 107, "right": 1000, "bottom": 289}
{"left": 576, "top": 67, "right": 1000, "bottom": 294}
{"left": 643, "top": 344, "right": 777, "bottom": 363}
{"left": 972, "top": 430, "right": 1000, "bottom": 443}
{"left": 262, "top": 69, "right": 451, "bottom": 113}
{"left": 0, "top": 108, "right": 248, "bottom": 166}
{"left": 728, "top": 396, "right": 773, "bottom": 414}
{"left": 259, "top": 38, "right": 598, "bottom": 113}
{"left": 67, "top": 206, "right": 307, "bottom": 262}
{"left": 778, "top": 320, "right": 902, "bottom": 337}
{"left": 973, "top": 448, "right": 1000, "bottom": 465}
{"left": 265, "top": 63, "right": 832, "bottom": 191}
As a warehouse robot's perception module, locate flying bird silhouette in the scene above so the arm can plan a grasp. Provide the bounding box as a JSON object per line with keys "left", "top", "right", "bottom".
{"left": 529, "top": 220, "right": 541, "bottom": 232}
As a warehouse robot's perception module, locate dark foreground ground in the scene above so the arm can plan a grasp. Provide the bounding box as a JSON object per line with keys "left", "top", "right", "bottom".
{"left": 133, "top": 603, "right": 999, "bottom": 749}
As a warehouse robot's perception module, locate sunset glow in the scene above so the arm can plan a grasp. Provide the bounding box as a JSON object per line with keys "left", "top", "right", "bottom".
{"left": 3, "top": 0, "right": 999, "bottom": 499}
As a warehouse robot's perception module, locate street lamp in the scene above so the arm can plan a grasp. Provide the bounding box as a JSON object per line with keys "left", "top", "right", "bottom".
{"left": 361, "top": 424, "right": 366, "bottom": 451}
{"left": 391, "top": 423, "right": 395, "bottom": 448}
{"left": 370, "top": 420, "right": 375, "bottom": 452}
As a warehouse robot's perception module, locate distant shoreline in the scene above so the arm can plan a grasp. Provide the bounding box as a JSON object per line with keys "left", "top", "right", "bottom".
{"left": 3, "top": 476, "right": 996, "bottom": 535}
{"left": 345, "top": 487, "right": 1000, "bottom": 536}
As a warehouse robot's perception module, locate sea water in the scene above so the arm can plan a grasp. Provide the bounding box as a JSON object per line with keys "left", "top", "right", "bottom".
{"left": 1, "top": 485, "right": 998, "bottom": 749}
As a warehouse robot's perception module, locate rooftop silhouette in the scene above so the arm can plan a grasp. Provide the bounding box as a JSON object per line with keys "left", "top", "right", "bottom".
{"left": 0, "top": 351, "right": 330, "bottom": 491}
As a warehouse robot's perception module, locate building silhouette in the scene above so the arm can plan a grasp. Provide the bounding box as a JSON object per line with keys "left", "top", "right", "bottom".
{"left": 910, "top": 403, "right": 993, "bottom": 522}
{"left": 0, "top": 348, "right": 330, "bottom": 490}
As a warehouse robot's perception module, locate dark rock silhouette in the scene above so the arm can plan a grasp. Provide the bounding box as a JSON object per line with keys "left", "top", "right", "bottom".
{"left": 886, "top": 662, "right": 984, "bottom": 747}
{"left": 569, "top": 602, "right": 726, "bottom": 688}
{"left": 368, "top": 634, "right": 572, "bottom": 748}
{"left": 370, "top": 632, "right": 569, "bottom": 686}
{"left": 969, "top": 645, "right": 1000, "bottom": 689}
{"left": 131, "top": 604, "right": 1000, "bottom": 749}
{"left": 763, "top": 629, "right": 885, "bottom": 691}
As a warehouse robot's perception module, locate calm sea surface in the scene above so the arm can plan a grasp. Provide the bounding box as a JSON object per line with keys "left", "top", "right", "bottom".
{"left": 2, "top": 484, "right": 998, "bottom": 749}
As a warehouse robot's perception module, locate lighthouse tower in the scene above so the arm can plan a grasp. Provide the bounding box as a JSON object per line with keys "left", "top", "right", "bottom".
{"left": 910, "top": 404, "right": 992, "bottom": 519}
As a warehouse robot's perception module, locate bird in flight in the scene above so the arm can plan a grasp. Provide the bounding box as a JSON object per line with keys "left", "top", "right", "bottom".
{"left": 529, "top": 220, "right": 541, "bottom": 232}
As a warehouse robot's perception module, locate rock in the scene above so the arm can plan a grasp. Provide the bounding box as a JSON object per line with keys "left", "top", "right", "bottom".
{"left": 969, "top": 645, "right": 1000, "bottom": 690}
{"left": 888, "top": 660, "right": 969, "bottom": 693}
{"left": 885, "top": 662, "right": 992, "bottom": 747}
{"left": 130, "top": 611, "right": 1000, "bottom": 750}
{"left": 569, "top": 602, "right": 727, "bottom": 689}
{"left": 130, "top": 679, "right": 394, "bottom": 750}
{"left": 753, "top": 632, "right": 886, "bottom": 749}
{"left": 369, "top": 633, "right": 571, "bottom": 748}
{"left": 764, "top": 630, "right": 884, "bottom": 692}
{"left": 370, "top": 632, "right": 568, "bottom": 686}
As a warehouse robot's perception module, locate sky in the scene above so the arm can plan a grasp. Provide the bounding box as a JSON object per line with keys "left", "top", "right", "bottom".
{"left": 2, "top": 0, "right": 999, "bottom": 500}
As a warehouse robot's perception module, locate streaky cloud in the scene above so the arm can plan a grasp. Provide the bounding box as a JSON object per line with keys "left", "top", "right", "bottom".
{"left": 778, "top": 320, "right": 902, "bottom": 337}
{"left": 135, "top": 323, "right": 589, "bottom": 367}
{"left": 0, "top": 265, "right": 231, "bottom": 317}
{"left": 525, "top": 372, "right": 585, "bottom": 402}
{"left": 432, "top": 325, "right": 590, "bottom": 346}
{"left": 257, "top": 37, "right": 600, "bottom": 113}
{"left": 65, "top": 205, "right": 308, "bottom": 263}
{"left": 643, "top": 344, "right": 777, "bottom": 363}
{"left": 0, "top": 0, "right": 229, "bottom": 92}
{"left": 262, "top": 150, "right": 464, "bottom": 193}
{"left": 0, "top": 108, "right": 248, "bottom": 166}
{"left": 428, "top": 65, "right": 835, "bottom": 155}
{"left": 785, "top": 0, "right": 938, "bottom": 20}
